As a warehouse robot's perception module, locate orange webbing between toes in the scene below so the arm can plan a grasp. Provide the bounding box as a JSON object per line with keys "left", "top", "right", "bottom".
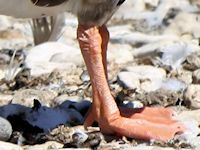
{"left": 77, "top": 24, "right": 186, "bottom": 142}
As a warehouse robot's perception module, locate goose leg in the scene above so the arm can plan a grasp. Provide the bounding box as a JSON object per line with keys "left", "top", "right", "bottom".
{"left": 77, "top": 24, "right": 185, "bottom": 141}
{"left": 82, "top": 25, "right": 109, "bottom": 127}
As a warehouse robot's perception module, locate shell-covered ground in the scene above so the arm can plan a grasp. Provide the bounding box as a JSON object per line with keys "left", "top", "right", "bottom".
{"left": 0, "top": 0, "right": 200, "bottom": 149}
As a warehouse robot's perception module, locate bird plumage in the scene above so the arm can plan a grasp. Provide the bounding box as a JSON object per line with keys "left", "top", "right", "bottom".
{"left": 0, "top": 0, "right": 124, "bottom": 25}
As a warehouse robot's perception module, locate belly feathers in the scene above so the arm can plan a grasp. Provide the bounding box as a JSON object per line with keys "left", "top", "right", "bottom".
{"left": 0, "top": 0, "right": 69, "bottom": 18}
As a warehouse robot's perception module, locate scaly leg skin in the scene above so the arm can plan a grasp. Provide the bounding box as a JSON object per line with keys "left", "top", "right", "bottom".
{"left": 77, "top": 24, "right": 186, "bottom": 142}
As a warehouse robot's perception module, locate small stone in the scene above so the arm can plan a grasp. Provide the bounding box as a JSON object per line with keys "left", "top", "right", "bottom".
{"left": 165, "top": 12, "right": 200, "bottom": 38}
{"left": 107, "top": 44, "right": 133, "bottom": 64}
{"left": 118, "top": 65, "right": 166, "bottom": 92}
{"left": 117, "top": 72, "right": 140, "bottom": 89}
{"left": 120, "top": 100, "right": 144, "bottom": 109}
{"left": 160, "top": 42, "right": 199, "bottom": 69}
{"left": 0, "top": 29, "right": 29, "bottom": 50}
{"left": 53, "top": 95, "right": 80, "bottom": 106}
{"left": 0, "top": 117, "right": 12, "bottom": 141}
{"left": 178, "top": 109, "right": 200, "bottom": 127}
{"left": 13, "top": 89, "right": 57, "bottom": 107}
{"left": 192, "top": 69, "right": 200, "bottom": 84}
{"left": 72, "top": 130, "right": 88, "bottom": 145}
{"left": 25, "top": 42, "right": 83, "bottom": 76}
{"left": 0, "top": 30, "right": 24, "bottom": 40}
{"left": 185, "top": 52, "right": 200, "bottom": 71}
{"left": 177, "top": 109, "right": 200, "bottom": 148}
{"left": 0, "top": 94, "right": 13, "bottom": 105}
{"left": 0, "top": 16, "right": 12, "bottom": 30}
{"left": 177, "top": 70, "right": 193, "bottom": 85}
{"left": 184, "top": 84, "right": 200, "bottom": 109}
{"left": 80, "top": 70, "right": 90, "bottom": 83}
{"left": 161, "top": 79, "right": 186, "bottom": 92}
{"left": 0, "top": 141, "right": 22, "bottom": 150}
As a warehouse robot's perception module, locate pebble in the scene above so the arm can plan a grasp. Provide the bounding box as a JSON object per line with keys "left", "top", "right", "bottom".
{"left": 118, "top": 65, "right": 166, "bottom": 92}
{"left": 160, "top": 42, "right": 199, "bottom": 69}
{"left": 107, "top": 44, "right": 133, "bottom": 64}
{"left": 25, "top": 42, "right": 83, "bottom": 76}
{"left": 0, "top": 15, "right": 12, "bottom": 30}
{"left": 80, "top": 70, "right": 90, "bottom": 82}
{"left": 0, "top": 141, "right": 22, "bottom": 150}
{"left": 111, "top": 32, "right": 178, "bottom": 48}
{"left": 0, "top": 29, "right": 30, "bottom": 50}
{"left": 161, "top": 78, "right": 186, "bottom": 92}
{"left": 72, "top": 130, "right": 89, "bottom": 146}
{"left": 0, "top": 117, "right": 12, "bottom": 141}
{"left": 192, "top": 69, "right": 200, "bottom": 84}
{"left": 120, "top": 100, "right": 144, "bottom": 109}
{"left": 186, "top": 52, "right": 200, "bottom": 71}
{"left": 184, "top": 84, "right": 200, "bottom": 109}
{"left": 0, "top": 94, "right": 13, "bottom": 105}
{"left": 177, "top": 70, "right": 193, "bottom": 85}
{"left": 12, "top": 89, "right": 57, "bottom": 107}
{"left": 53, "top": 95, "right": 81, "bottom": 106}
{"left": 165, "top": 12, "right": 200, "bottom": 38}
{"left": 117, "top": 72, "right": 140, "bottom": 89}
{"left": 177, "top": 109, "right": 200, "bottom": 148}
{"left": 178, "top": 109, "right": 200, "bottom": 126}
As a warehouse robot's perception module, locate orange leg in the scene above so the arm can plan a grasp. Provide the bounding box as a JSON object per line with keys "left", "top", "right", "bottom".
{"left": 77, "top": 24, "right": 185, "bottom": 142}
{"left": 83, "top": 25, "right": 109, "bottom": 127}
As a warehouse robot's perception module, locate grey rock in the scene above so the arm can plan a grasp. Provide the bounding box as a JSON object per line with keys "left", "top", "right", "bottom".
{"left": 160, "top": 42, "right": 199, "bottom": 69}
{"left": 0, "top": 117, "right": 12, "bottom": 141}
{"left": 118, "top": 65, "right": 166, "bottom": 92}
{"left": 161, "top": 78, "right": 186, "bottom": 92}
{"left": 72, "top": 130, "right": 88, "bottom": 145}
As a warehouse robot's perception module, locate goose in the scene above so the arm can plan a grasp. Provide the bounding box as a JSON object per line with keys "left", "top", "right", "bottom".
{"left": 0, "top": 0, "right": 185, "bottom": 141}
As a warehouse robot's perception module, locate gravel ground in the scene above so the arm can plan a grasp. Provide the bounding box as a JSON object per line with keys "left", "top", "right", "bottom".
{"left": 0, "top": 0, "right": 200, "bottom": 149}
